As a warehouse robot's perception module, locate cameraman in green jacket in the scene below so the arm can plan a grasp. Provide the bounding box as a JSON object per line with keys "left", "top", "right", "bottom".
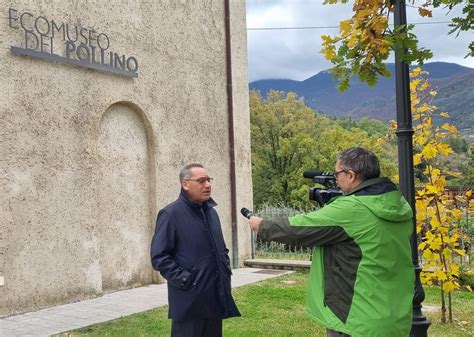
{"left": 248, "top": 147, "right": 414, "bottom": 337}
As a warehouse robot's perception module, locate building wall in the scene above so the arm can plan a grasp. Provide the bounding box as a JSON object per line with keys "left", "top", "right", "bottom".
{"left": 0, "top": 0, "right": 252, "bottom": 316}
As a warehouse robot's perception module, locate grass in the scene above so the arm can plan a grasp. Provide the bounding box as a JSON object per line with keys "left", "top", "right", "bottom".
{"left": 56, "top": 272, "right": 473, "bottom": 337}
{"left": 422, "top": 286, "right": 474, "bottom": 336}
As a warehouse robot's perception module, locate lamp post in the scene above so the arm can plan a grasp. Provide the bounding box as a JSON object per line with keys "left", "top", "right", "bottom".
{"left": 393, "top": 1, "right": 431, "bottom": 336}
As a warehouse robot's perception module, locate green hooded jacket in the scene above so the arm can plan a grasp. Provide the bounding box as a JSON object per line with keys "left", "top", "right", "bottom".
{"left": 259, "top": 177, "right": 414, "bottom": 337}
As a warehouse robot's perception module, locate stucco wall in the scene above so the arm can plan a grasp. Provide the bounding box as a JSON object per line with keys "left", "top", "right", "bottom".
{"left": 0, "top": 0, "right": 252, "bottom": 317}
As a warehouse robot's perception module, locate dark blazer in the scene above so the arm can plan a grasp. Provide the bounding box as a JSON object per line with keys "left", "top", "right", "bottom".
{"left": 150, "top": 190, "right": 240, "bottom": 321}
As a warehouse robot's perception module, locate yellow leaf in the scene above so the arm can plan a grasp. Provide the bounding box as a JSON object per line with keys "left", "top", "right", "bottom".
{"left": 454, "top": 249, "right": 466, "bottom": 256}
{"left": 413, "top": 153, "right": 422, "bottom": 166}
{"left": 455, "top": 195, "right": 466, "bottom": 203}
{"left": 348, "top": 35, "right": 358, "bottom": 48}
{"left": 436, "top": 176, "right": 446, "bottom": 191}
{"left": 436, "top": 270, "right": 448, "bottom": 281}
{"left": 450, "top": 263, "right": 460, "bottom": 275}
{"left": 373, "top": 16, "right": 388, "bottom": 34}
{"left": 438, "top": 226, "right": 448, "bottom": 235}
{"left": 425, "top": 231, "right": 435, "bottom": 242}
{"left": 421, "top": 143, "right": 437, "bottom": 159}
{"left": 379, "top": 46, "right": 389, "bottom": 56}
{"left": 415, "top": 133, "right": 427, "bottom": 146}
{"left": 411, "top": 67, "right": 422, "bottom": 77}
{"left": 444, "top": 233, "right": 459, "bottom": 244}
{"left": 442, "top": 248, "right": 452, "bottom": 259}
{"left": 424, "top": 117, "right": 432, "bottom": 128}
{"left": 423, "top": 249, "right": 436, "bottom": 260}
{"left": 325, "top": 49, "right": 336, "bottom": 60}
{"left": 437, "top": 143, "right": 453, "bottom": 156}
{"left": 442, "top": 281, "right": 457, "bottom": 292}
{"left": 439, "top": 112, "right": 449, "bottom": 117}
{"left": 431, "top": 168, "right": 441, "bottom": 178}
{"left": 419, "top": 82, "right": 431, "bottom": 91}
{"left": 430, "top": 241, "right": 442, "bottom": 251}
{"left": 340, "top": 20, "right": 352, "bottom": 35}
{"left": 321, "top": 35, "right": 335, "bottom": 45}
{"left": 426, "top": 184, "right": 439, "bottom": 194}
{"left": 416, "top": 189, "right": 426, "bottom": 198}
{"left": 441, "top": 123, "right": 457, "bottom": 133}
{"left": 450, "top": 209, "right": 462, "bottom": 220}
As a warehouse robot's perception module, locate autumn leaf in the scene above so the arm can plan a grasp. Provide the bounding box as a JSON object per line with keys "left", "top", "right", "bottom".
{"left": 423, "top": 249, "right": 437, "bottom": 260}
{"left": 418, "top": 8, "right": 433, "bottom": 17}
{"left": 426, "top": 184, "right": 439, "bottom": 194}
{"left": 438, "top": 271, "right": 449, "bottom": 281}
{"left": 340, "top": 19, "right": 353, "bottom": 36}
{"left": 411, "top": 67, "right": 422, "bottom": 77}
{"left": 437, "top": 143, "right": 453, "bottom": 156}
{"left": 442, "top": 248, "right": 452, "bottom": 259}
{"left": 442, "top": 281, "right": 457, "bottom": 292}
{"left": 441, "top": 123, "right": 457, "bottom": 133}
{"left": 413, "top": 153, "right": 423, "bottom": 166}
{"left": 421, "top": 143, "right": 437, "bottom": 159}
{"left": 454, "top": 249, "right": 466, "bottom": 256}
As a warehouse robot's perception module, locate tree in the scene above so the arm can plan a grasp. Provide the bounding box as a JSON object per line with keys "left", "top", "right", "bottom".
{"left": 321, "top": 0, "right": 473, "bottom": 90}
{"left": 391, "top": 68, "right": 472, "bottom": 323}
{"left": 249, "top": 90, "right": 398, "bottom": 207}
{"left": 250, "top": 90, "right": 331, "bottom": 207}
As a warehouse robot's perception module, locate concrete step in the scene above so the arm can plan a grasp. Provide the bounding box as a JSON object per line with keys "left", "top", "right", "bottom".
{"left": 244, "top": 258, "right": 311, "bottom": 271}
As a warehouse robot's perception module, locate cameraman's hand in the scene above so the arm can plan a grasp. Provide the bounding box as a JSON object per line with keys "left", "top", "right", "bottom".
{"left": 248, "top": 216, "right": 263, "bottom": 232}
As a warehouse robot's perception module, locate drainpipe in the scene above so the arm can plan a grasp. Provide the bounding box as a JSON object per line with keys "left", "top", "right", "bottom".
{"left": 224, "top": 0, "right": 239, "bottom": 269}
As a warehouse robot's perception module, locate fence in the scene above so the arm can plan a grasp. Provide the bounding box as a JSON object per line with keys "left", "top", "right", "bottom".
{"left": 251, "top": 201, "right": 472, "bottom": 266}
{"left": 251, "top": 203, "right": 315, "bottom": 260}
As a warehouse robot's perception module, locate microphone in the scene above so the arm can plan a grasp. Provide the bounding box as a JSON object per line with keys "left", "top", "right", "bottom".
{"left": 240, "top": 207, "right": 254, "bottom": 219}
{"left": 303, "top": 171, "right": 323, "bottom": 179}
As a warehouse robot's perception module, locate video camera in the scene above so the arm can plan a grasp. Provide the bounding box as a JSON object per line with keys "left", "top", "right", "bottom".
{"left": 304, "top": 171, "right": 343, "bottom": 207}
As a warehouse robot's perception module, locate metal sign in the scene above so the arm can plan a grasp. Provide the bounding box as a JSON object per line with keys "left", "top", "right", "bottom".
{"left": 8, "top": 8, "right": 139, "bottom": 78}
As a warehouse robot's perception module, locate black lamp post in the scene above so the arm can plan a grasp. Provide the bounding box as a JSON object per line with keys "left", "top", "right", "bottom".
{"left": 393, "top": 1, "right": 431, "bottom": 336}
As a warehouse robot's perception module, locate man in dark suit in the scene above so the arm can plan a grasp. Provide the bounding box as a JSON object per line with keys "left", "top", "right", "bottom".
{"left": 151, "top": 163, "right": 240, "bottom": 337}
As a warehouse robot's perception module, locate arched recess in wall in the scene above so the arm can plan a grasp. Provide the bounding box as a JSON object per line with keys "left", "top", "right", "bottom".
{"left": 96, "top": 102, "right": 156, "bottom": 292}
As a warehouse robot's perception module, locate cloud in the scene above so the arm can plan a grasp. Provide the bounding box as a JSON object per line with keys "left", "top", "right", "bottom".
{"left": 246, "top": 1, "right": 474, "bottom": 82}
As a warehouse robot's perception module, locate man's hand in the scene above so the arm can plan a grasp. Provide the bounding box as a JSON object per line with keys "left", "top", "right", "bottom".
{"left": 248, "top": 216, "right": 263, "bottom": 232}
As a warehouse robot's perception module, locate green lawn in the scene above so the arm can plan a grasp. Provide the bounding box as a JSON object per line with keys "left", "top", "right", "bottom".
{"left": 56, "top": 272, "right": 473, "bottom": 337}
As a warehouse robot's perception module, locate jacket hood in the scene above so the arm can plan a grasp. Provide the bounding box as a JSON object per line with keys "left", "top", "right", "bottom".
{"left": 349, "top": 178, "right": 413, "bottom": 222}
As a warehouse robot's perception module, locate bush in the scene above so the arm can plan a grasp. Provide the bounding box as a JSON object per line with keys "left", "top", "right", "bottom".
{"left": 459, "top": 266, "right": 474, "bottom": 289}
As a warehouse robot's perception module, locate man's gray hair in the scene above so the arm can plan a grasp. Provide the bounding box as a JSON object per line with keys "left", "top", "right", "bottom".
{"left": 179, "top": 163, "right": 204, "bottom": 182}
{"left": 337, "top": 147, "right": 380, "bottom": 181}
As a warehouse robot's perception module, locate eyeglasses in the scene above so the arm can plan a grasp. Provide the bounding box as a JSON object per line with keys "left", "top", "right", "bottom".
{"left": 334, "top": 170, "right": 347, "bottom": 180}
{"left": 184, "top": 177, "right": 214, "bottom": 184}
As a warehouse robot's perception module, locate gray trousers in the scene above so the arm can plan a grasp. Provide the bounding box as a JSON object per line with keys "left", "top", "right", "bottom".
{"left": 327, "top": 328, "right": 351, "bottom": 337}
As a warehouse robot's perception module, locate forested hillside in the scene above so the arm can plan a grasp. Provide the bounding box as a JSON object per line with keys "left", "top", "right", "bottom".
{"left": 249, "top": 62, "right": 474, "bottom": 132}
{"left": 249, "top": 90, "right": 473, "bottom": 208}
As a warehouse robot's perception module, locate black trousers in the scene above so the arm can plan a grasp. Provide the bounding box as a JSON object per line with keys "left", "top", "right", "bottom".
{"left": 171, "top": 319, "right": 223, "bottom": 337}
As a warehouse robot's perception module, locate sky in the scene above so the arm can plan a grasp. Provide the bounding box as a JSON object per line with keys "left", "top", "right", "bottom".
{"left": 246, "top": 0, "right": 474, "bottom": 82}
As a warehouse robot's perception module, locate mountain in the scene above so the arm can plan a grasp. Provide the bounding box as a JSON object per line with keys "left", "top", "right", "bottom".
{"left": 249, "top": 62, "right": 474, "bottom": 131}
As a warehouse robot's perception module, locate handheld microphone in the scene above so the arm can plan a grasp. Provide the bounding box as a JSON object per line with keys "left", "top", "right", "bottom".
{"left": 303, "top": 171, "right": 323, "bottom": 179}
{"left": 240, "top": 207, "right": 254, "bottom": 219}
